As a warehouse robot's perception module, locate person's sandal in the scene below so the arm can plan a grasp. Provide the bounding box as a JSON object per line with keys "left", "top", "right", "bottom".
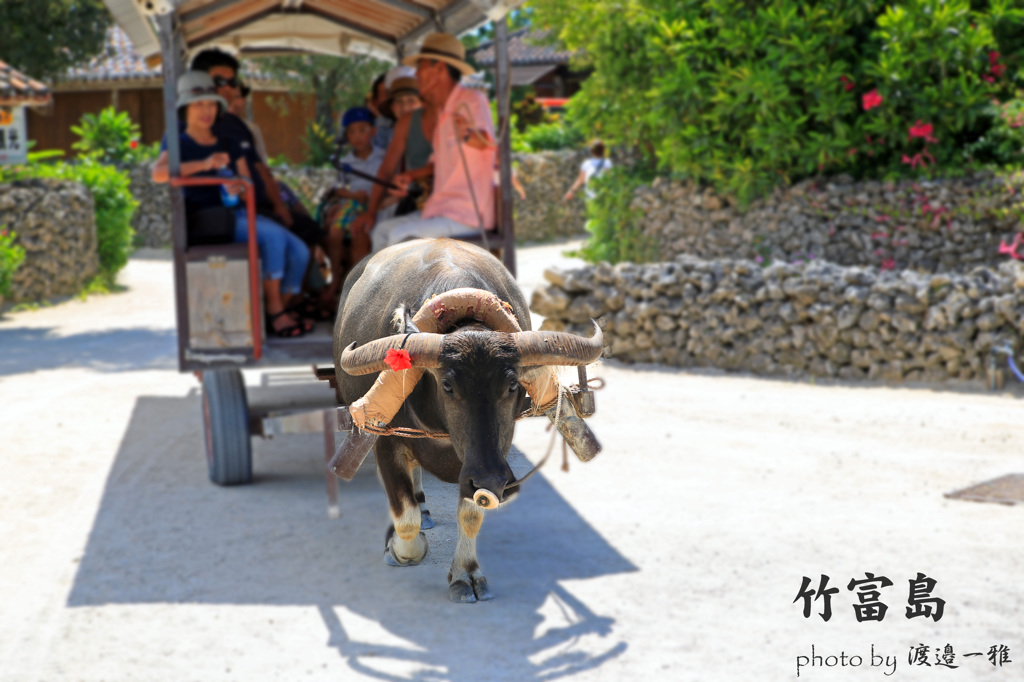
{"left": 266, "top": 310, "right": 309, "bottom": 338}
{"left": 291, "top": 298, "right": 334, "bottom": 323}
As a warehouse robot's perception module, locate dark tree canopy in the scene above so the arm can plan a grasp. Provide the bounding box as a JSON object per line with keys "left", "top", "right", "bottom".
{"left": 0, "top": 0, "right": 112, "bottom": 81}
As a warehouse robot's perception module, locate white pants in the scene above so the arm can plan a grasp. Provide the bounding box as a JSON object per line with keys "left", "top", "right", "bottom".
{"left": 370, "top": 211, "right": 479, "bottom": 253}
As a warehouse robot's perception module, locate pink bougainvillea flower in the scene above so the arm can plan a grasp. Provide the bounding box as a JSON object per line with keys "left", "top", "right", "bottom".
{"left": 880, "top": 258, "right": 897, "bottom": 271}
{"left": 871, "top": 231, "right": 889, "bottom": 240}
{"left": 383, "top": 348, "right": 413, "bottom": 372}
{"left": 848, "top": 148, "right": 858, "bottom": 156}
{"left": 839, "top": 75, "right": 855, "bottom": 92}
{"left": 991, "top": 63, "right": 1006, "bottom": 78}
{"left": 908, "top": 120, "right": 934, "bottom": 139}
{"left": 862, "top": 89, "right": 883, "bottom": 110}
{"left": 990, "top": 51, "right": 1001, "bottom": 65}
{"left": 983, "top": 74, "right": 995, "bottom": 83}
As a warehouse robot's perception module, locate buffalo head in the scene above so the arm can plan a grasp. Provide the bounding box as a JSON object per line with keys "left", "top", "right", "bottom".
{"left": 339, "top": 289, "right": 603, "bottom": 503}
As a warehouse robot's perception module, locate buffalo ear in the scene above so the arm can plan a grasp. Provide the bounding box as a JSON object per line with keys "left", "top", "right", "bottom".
{"left": 391, "top": 304, "right": 421, "bottom": 334}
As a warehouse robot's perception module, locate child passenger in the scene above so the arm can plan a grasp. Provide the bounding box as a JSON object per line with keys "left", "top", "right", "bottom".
{"left": 322, "top": 106, "right": 385, "bottom": 302}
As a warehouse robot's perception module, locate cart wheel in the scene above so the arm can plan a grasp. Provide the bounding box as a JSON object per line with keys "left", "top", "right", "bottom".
{"left": 201, "top": 369, "right": 252, "bottom": 485}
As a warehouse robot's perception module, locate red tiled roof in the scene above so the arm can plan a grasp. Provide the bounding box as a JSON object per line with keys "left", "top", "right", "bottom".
{"left": 0, "top": 60, "right": 51, "bottom": 106}
{"left": 61, "top": 26, "right": 277, "bottom": 86}
{"left": 471, "top": 28, "right": 576, "bottom": 67}
{"left": 63, "top": 25, "right": 160, "bottom": 83}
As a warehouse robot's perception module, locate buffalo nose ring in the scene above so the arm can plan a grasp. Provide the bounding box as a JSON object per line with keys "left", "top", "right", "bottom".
{"left": 473, "top": 489, "right": 499, "bottom": 509}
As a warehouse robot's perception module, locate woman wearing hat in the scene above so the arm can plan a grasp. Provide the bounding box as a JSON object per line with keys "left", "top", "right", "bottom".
{"left": 153, "top": 71, "right": 312, "bottom": 338}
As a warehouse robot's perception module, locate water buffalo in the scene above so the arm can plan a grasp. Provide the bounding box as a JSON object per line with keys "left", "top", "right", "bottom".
{"left": 332, "top": 239, "right": 603, "bottom": 603}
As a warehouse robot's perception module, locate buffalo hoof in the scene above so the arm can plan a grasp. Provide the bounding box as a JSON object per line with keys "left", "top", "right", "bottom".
{"left": 384, "top": 531, "right": 427, "bottom": 567}
{"left": 448, "top": 575, "right": 494, "bottom": 603}
{"left": 420, "top": 509, "right": 435, "bottom": 530}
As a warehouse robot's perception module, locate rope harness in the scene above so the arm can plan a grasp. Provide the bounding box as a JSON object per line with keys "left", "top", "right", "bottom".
{"left": 355, "top": 376, "right": 605, "bottom": 439}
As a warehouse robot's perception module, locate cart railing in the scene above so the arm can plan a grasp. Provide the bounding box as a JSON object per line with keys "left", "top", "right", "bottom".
{"left": 169, "top": 175, "right": 262, "bottom": 361}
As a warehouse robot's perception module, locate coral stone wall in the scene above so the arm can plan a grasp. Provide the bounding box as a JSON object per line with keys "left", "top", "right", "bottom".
{"left": 637, "top": 173, "right": 1024, "bottom": 273}
{"left": 0, "top": 179, "right": 99, "bottom": 302}
{"left": 513, "top": 150, "right": 589, "bottom": 241}
{"left": 128, "top": 163, "right": 171, "bottom": 248}
{"left": 532, "top": 256, "right": 1024, "bottom": 383}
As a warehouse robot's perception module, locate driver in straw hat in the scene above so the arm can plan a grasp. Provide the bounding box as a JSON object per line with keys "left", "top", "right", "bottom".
{"left": 364, "top": 33, "right": 497, "bottom": 252}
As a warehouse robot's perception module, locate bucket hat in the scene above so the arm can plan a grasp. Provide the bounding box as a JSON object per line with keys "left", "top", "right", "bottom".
{"left": 175, "top": 71, "right": 228, "bottom": 110}
{"left": 401, "top": 33, "right": 475, "bottom": 75}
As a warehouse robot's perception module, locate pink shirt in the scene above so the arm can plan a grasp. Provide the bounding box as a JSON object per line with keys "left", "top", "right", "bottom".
{"left": 421, "top": 85, "right": 496, "bottom": 230}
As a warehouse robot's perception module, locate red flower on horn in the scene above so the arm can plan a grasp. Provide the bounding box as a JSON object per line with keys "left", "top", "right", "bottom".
{"left": 384, "top": 348, "right": 412, "bottom": 372}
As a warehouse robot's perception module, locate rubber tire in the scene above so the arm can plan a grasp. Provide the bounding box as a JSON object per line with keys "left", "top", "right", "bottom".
{"left": 202, "top": 369, "right": 253, "bottom": 486}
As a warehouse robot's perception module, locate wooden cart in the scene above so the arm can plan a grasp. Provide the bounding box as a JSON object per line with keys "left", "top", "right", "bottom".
{"left": 104, "top": 0, "right": 524, "bottom": 496}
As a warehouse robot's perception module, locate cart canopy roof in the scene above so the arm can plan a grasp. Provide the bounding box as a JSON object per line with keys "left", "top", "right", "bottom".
{"left": 103, "top": 0, "right": 521, "bottom": 64}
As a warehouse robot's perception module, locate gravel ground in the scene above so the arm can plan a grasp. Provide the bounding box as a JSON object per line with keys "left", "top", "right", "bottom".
{"left": 1, "top": 240, "right": 1023, "bottom": 682}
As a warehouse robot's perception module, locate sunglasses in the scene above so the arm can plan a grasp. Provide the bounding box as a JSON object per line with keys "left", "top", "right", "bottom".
{"left": 212, "top": 76, "right": 241, "bottom": 88}
{"left": 188, "top": 86, "right": 218, "bottom": 96}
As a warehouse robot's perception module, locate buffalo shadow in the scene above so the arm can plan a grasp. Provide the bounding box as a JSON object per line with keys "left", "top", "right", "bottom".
{"left": 68, "top": 393, "right": 635, "bottom": 680}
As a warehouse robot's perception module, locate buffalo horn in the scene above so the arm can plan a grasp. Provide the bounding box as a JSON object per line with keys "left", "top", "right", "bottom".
{"left": 515, "top": 321, "right": 604, "bottom": 367}
{"left": 339, "top": 334, "right": 445, "bottom": 375}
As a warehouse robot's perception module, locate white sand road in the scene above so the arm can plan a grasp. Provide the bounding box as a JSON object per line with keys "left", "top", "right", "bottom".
{"left": 1, "top": 240, "right": 1023, "bottom": 681}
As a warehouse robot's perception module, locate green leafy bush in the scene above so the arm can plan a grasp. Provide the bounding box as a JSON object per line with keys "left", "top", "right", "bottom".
{"left": 71, "top": 106, "right": 151, "bottom": 164}
{"left": 0, "top": 227, "right": 26, "bottom": 299}
{"left": 515, "top": 120, "right": 586, "bottom": 152}
{"left": 534, "top": 0, "right": 1024, "bottom": 204}
{"left": 572, "top": 166, "right": 658, "bottom": 264}
{"left": 303, "top": 120, "right": 336, "bottom": 168}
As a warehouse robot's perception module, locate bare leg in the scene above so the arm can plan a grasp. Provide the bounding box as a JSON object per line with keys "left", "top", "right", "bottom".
{"left": 348, "top": 227, "right": 370, "bottom": 271}
{"left": 263, "top": 277, "right": 302, "bottom": 333}
{"left": 323, "top": 226, "right": 345, "bottom": 304}
{"left": 448, "top": 498, "right": 492, "bottom": 603}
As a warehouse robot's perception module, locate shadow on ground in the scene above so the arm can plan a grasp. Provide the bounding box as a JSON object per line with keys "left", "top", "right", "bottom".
{"left": 69, "top": 394, "right": 634, "bottom": 680}
{"left": 0, "top": 326, "right": 177, "bottom": 376}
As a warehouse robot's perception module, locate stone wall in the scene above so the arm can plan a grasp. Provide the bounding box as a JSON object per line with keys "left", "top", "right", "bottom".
{"left": 532, "top": 256, "right": 1024, "bottom": 383}
{"left": 0, "top": 179, "right": 99, "bottom": 302}
{"left": 637, "top": 173, "right": 1024, "bottom": 273}
{"left": 513, "top": 150, "right": 589, "bottom": 241}
{"left": 128, "top": 163, "right": 171, "bottom": 248}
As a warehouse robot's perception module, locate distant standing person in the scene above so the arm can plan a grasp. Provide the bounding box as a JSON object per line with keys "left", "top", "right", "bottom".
{"left": 563, "top": 141, "right": 612, "bottom": 202}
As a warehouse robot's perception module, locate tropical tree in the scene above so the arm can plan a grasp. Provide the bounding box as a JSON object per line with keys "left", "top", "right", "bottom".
{"left": 0, "top": 0, "right": 111, "bottom": 81}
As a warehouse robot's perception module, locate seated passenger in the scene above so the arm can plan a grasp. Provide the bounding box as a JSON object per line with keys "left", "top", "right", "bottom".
{"left": 350, "top": 66, "right": 434, "bottom": 242}
{"left": 191, "top": 49, "right": 328, "bottom": 263}
{"left": 152, "top": 71, "right": 312, "bottom": 338}
{"left": 365, "top": 33, "right": 497, "bottom": 253}
{"left": 320, "top": 106, "right": 385, "bottom": 302}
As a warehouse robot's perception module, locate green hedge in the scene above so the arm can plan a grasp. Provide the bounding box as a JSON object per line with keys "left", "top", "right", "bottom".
{"left": 2, "top": 156, "right": 137, "bottom": 284}
{"left": 535, "top": 0, "right": 1024, "bottom": 204}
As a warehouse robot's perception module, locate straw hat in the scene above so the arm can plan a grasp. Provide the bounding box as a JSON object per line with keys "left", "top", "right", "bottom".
{"left": 175, "top": 71, "right": 228, "bottom": 109}
{"left": 401, "top": 33, "right": 475, "bottom": 75}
